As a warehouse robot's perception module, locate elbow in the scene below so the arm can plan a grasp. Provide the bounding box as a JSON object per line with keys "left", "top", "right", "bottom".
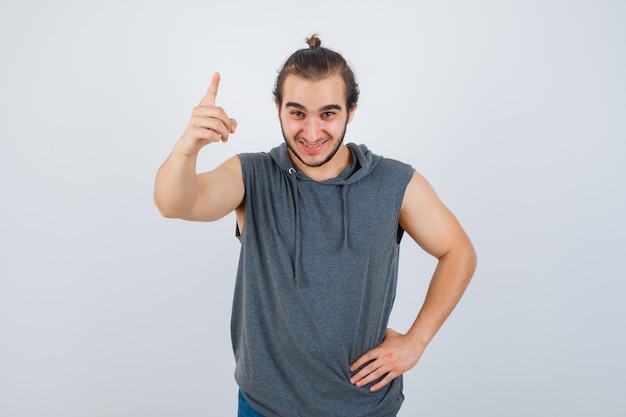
{"left": 156, "top": 207, "right": 180, "bottom": 219}
{"left": 442, "top": 239, "right": 477, "bottom": 279}
{"left": 154, "top": 195, "right": 185, "bottom": 219}
{"left": 469, "top": 247, "right": 478, "bottom": 276}
{"left": 464, "top": 241, "right": 478, "bottom": 278}
{"left": 155, "top": 203, "right": 176, "bottom": 219}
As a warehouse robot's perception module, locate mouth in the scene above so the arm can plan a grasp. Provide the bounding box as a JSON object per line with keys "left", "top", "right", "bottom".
{"left": 299, "top": 139, "right": 328, "bottom": 154}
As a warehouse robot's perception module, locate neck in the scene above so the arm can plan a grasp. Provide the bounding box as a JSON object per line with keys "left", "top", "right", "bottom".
{"left": 288, "top": 145, "right": 352, "bottom": 181}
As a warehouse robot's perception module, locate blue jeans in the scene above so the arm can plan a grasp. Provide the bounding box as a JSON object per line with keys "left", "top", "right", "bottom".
{"left": 238, "top": 390, "right": 265, "bottom": 417}
{"left": 237, "top": 390, "right": 397, "bottom": 417}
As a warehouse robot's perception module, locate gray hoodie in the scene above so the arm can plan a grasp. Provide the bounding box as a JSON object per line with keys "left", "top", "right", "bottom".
{"left": 232, "top": 143, "right": 414, "bottom": 417}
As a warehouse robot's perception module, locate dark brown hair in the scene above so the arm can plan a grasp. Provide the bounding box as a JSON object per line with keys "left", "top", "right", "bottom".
{"left": 273, "top": 34, "right": 360, "bottom": 110}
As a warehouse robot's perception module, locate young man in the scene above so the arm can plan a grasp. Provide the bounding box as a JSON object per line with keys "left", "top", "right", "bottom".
{"left": 155, "top": 35, "right": 476, "bottom": 417}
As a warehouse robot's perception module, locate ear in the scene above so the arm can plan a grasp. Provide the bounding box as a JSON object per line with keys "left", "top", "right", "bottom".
{"left": 347, "top": 103, "right": 357, "bottom": 124}
{"left": 275, "top": 100, "right": 281, "bottom": 117}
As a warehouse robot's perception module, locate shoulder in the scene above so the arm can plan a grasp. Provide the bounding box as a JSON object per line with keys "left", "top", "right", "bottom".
{"left": 236, "top": 147, "right": 291, "bottom": 190}
{"left": 236, "top": 151, "right": 275, "bottom": 177}
{"left": 237, "top": 150, "right": 271, "bottom": 165}
{"left": 376, "top": 156, "right": 414, "bottom": 174}
{"left": 238, "top": 144, "right": 288, "bottom": 171}
{"left": 370, "top": 153, "right": 416, "bottom": 189}
{"left": 350, "top": 143, "right": 413, "bottom": 170}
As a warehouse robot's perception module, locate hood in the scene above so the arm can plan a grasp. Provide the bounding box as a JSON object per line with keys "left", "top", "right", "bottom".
{"left": 268, "top": 142, "right": 382, "bottom": 183}
{"left": 267, "top": 143, "right": 382, "bottom": 287}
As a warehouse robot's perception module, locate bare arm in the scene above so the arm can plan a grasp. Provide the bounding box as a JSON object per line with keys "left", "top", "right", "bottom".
{"left": 154, "top": 73, "right": 243, "bottom": 221}
{"left": 399, "top": 171, "right": 477, "bottom": 354}
{"left": 350, "top": 171, "right": 477, "bottom": 391}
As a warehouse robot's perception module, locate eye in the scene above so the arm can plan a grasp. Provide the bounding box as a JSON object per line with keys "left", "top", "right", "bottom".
{"left": 290, "top": 110, "right": 304, "bottom": 118}
{"left": 322, "top": 111, "right": 336, "bottom": 119}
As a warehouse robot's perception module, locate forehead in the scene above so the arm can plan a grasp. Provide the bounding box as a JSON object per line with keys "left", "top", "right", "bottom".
{"left": 281, "top": 74, "right": 347, "bottom": 109}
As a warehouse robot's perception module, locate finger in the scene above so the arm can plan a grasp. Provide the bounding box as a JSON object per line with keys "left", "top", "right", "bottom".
{"left": 191, "top": 106, "right": 235, "bottom": 139}
{"left": 190, "top": 110, "right": 231, "bottom": 136}
{"left": 199, "top": 72, "right": 220, "bottom": 106}
{"left": 359, "top": 367, "right": 389, "bottom": 388}
{"left": 189, "top": 121, "right": 229, "bottom": 144}
{"left": 350, "top": 356, "right": 380, "bottom": 384}
{"left": 351, "top": 361, "right": 384, "bottom": 386}
{"left": 185, "top": 125, "right": 226, "bottom": 144}
{"left": 370, "top": 372, "right": 397, "bottom": 392}
{"left": 350, "top": 350, "right": 376, "bottom": 373}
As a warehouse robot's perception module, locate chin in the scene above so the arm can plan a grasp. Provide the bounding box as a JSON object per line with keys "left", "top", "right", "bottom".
{"left": 281, "top": 126, "right": 347, "bottom": 169}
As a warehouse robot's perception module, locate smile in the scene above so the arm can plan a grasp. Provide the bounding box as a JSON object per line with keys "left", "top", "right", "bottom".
{"left": 300, "top": 140, "right": 327, "bottom": 153}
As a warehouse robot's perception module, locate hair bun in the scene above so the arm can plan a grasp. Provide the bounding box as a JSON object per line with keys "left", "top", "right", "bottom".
{"left": 306, "top": 34, "right": 322, "bottom": 48}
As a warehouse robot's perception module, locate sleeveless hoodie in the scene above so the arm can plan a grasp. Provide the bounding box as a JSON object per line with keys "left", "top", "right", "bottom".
{"left": 231, "top": 143, "right": 415, "bottom": 417}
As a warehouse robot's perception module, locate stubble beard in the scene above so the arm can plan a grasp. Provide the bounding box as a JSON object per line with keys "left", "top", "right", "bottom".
{"left": 280, "top": 119, "right": 348, "bottom": 169}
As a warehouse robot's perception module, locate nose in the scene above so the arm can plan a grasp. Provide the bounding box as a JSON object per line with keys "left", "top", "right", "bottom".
{"left": 303, "top": 118, "right": 322, "bottom": 142}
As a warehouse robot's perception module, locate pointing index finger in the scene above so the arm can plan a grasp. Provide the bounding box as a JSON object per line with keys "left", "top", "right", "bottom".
{"left": 199, "top": 72, "right": 220, "bottom": 106}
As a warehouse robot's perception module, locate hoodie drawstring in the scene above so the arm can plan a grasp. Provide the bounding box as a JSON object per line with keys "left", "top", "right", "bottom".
{"left": 288, "top": 168, "right": 302, "bottom": 287}
{"left": 289, "top": 168, "right": 351, "bottom": 287}
{"left": 341, "top": 185, "right": 349, "bottom": 250}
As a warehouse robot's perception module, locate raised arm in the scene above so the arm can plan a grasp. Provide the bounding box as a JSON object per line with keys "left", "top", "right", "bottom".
{"left": 154, "top": 73, "right": 244, "bottom": 221}
{"left": 350, "top": 171, "right": 477, "bottom": 391}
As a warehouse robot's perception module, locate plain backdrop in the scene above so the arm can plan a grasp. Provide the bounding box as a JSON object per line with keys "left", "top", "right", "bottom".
{"left": 1, "top": 1, "right": 625, "bottom": 416}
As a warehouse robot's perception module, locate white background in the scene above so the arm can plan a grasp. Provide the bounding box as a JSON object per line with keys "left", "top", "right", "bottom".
{"left": 1, "top": 1, "right": 625, "bottom": 416}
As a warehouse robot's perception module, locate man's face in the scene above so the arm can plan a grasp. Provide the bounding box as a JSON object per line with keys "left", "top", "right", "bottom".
{"left": 278, "top": 74, "right": 355, "bottom": 168}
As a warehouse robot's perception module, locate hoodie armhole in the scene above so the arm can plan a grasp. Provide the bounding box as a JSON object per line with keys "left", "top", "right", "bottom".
{"left": 396, "top": 224, "right": 405, "bottom": 245}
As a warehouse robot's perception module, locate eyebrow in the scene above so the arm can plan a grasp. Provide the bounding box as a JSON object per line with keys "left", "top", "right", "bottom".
{"left": 285, "top": 102, "right": 343, "bottom": 112}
